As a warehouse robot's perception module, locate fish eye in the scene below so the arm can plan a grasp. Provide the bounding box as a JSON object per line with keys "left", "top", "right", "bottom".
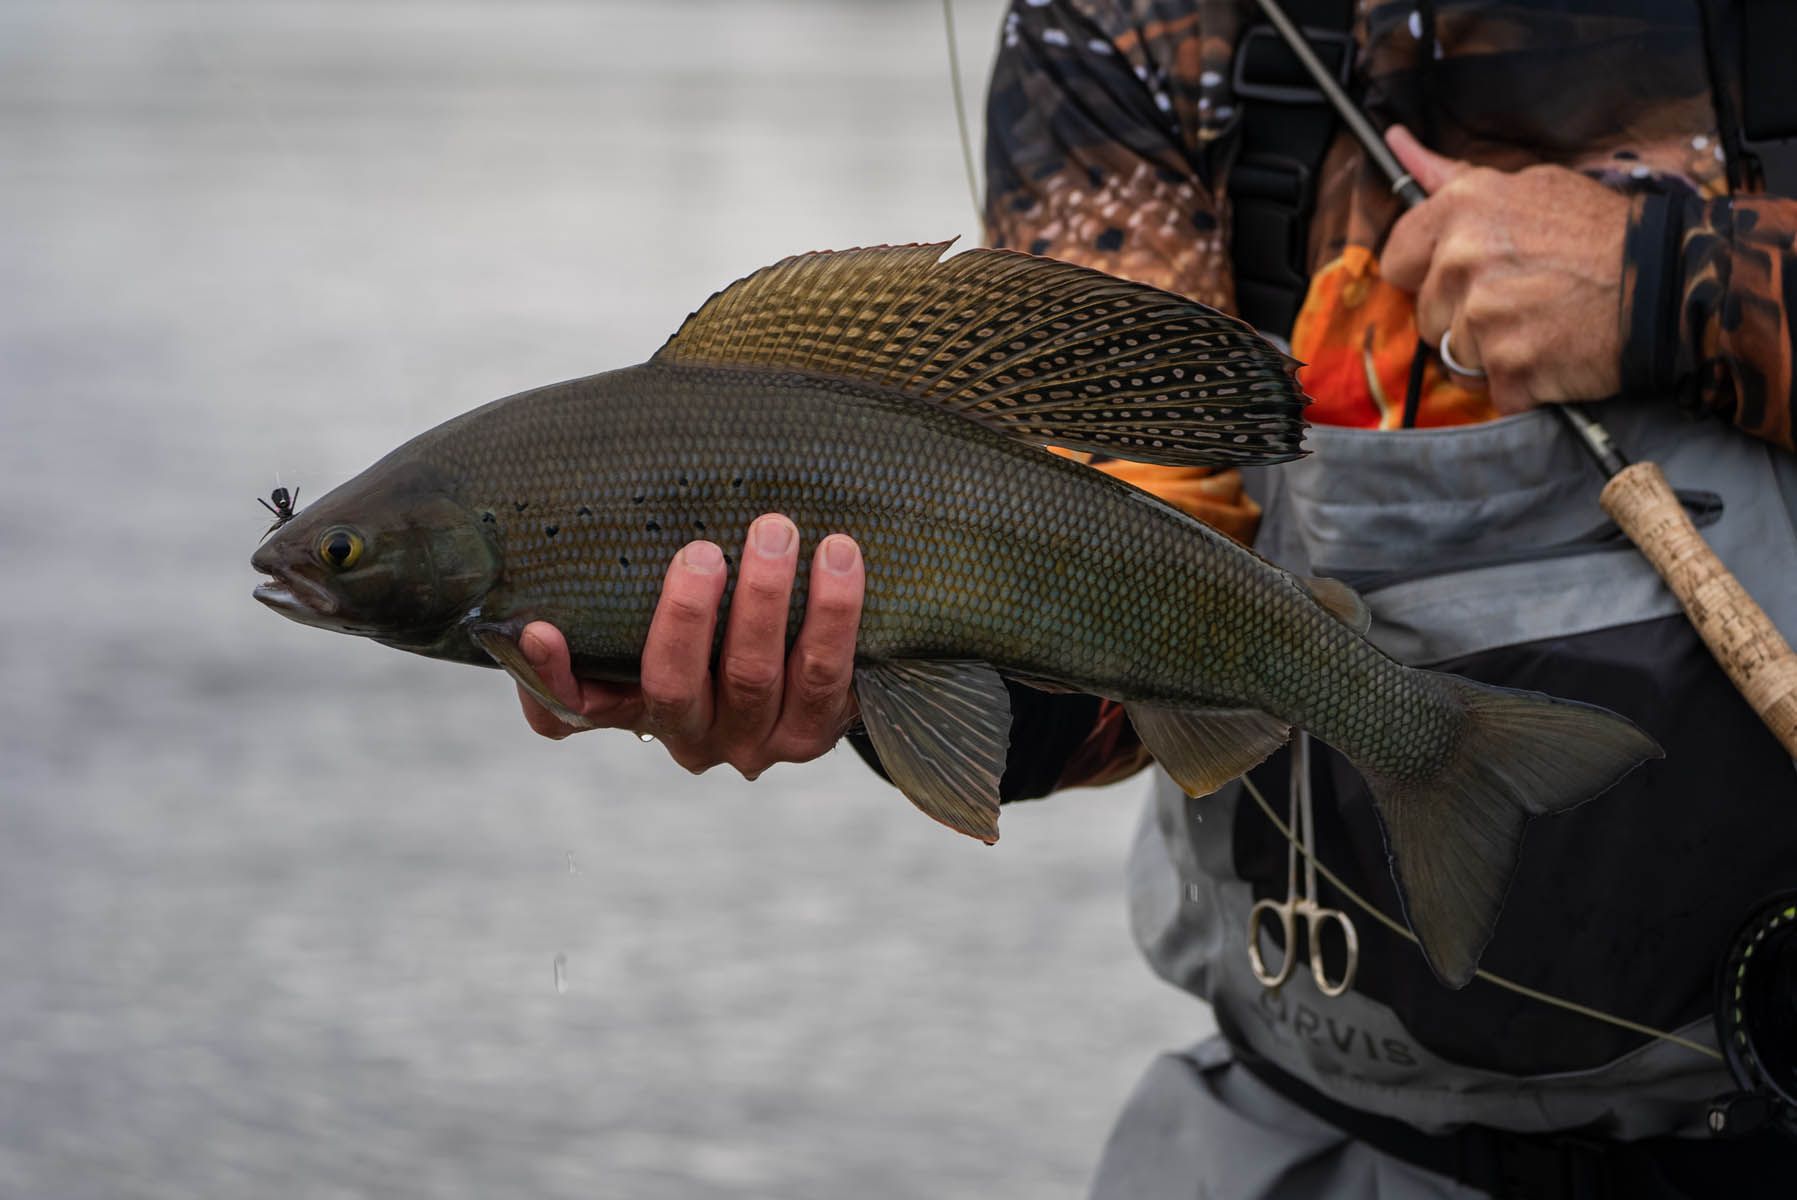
{"left": 317, "top": 527, "right": 365, "bottom": 570}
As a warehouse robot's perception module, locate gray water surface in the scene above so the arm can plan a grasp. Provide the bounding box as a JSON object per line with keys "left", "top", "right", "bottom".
{"left": 0, "top": 3, "right": 1211, "bottom": 1196}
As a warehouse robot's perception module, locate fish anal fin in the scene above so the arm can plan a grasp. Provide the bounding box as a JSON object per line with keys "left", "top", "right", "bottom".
{"left": 854, "top": 659, "right": 1012, "bottom": 843}
{"left": 1302, "top": 576, "right": 1371, "bottom": 634}
{"left": 653, "top": 243, "right": 1307, "bottom": 468}
{"left": 469, "top": 622, "right": 595, "bottom": 731}
{"left": 1125, "top": 703, "right": 1290, "bottom": 798}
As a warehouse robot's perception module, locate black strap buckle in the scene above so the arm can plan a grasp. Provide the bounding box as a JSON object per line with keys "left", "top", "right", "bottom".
{"left": 1232, "top": 24, "right": 1353, "bottom": 105}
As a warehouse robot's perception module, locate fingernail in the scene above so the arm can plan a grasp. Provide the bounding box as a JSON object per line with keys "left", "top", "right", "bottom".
{"left": 683, "top": 541, "right": 724, "bottom": 572}
{"left": 821, "top": 535, "right": 858, "bottom": 574}
{"left": 752, "top": 516, "right": 795, "bottom": 558}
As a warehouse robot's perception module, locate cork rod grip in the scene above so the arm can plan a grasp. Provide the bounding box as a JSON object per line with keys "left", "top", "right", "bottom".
{"left": 1600, "top": 461, "right": 1797, "bottom": 757}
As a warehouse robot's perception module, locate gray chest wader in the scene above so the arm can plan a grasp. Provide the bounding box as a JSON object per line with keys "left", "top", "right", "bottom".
{"left": 1124, "top": 397, "right": 1797, "bottom": 1139}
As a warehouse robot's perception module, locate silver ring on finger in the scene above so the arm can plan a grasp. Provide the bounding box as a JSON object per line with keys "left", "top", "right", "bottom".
{"left": 1439, "top": 327, "right": 1487, "bottom": 380}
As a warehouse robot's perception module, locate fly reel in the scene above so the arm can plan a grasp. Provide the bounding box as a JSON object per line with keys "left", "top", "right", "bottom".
{"left": 1710, "top": 891, "right": 1797, "bottom": 1139}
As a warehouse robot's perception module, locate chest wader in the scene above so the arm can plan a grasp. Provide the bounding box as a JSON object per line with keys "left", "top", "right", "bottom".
{"left": 1116, "top": 398, "right": 1797, "bottom": 1187}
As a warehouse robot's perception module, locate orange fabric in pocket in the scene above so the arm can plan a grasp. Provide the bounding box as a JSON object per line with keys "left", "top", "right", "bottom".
{"left": 1290, "top": 245, "right": 1497, "bottom": 430}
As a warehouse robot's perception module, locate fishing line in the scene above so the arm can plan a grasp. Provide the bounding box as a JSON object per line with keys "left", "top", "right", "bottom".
{"left": 940, "top": 0, "right": 983, "bottom": 223}
{"left": 1240, "top": 773, "right": 1723, "bottom": 1062}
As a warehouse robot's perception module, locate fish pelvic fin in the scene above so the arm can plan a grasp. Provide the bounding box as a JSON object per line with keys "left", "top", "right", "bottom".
{"left": 1366, "top": 674, "right": 1662, "bottom": 989}
{"left": 652, "top": 242, "right": 1308, "bottom": 468}
{"left": 1125, "top": 702, "right": 1290, "bottom": 798}
{"left": 854, "top": 659, "right": 1011, "bottom": 843}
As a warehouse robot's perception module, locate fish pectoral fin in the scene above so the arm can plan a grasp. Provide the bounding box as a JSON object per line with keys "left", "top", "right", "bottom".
{"left": 854, "top": 659, "right": 1012, "bottom": 843}
{"left": 1301, "top": 575, "right": 1372, "bottom": 634}
{"left": 652, "top": 243, "right": 1307, "bottom": 468}
{"left": 468, "top": 623, "right": 595, "bottom": 731}
{"left": 1125, "top": 703, "right": 1290, "bottom": 798}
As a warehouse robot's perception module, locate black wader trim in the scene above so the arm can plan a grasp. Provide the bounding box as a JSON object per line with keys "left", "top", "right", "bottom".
{"left": 1224, "top": 1028, "right": 1797, "bottom": 1199}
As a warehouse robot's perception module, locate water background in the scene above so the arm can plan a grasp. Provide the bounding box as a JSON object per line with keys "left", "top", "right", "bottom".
{"left": 0, "top": 2, "right": 1212, "bottom": 1196}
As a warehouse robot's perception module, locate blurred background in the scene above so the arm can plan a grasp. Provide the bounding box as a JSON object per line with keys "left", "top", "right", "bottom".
{"left": 0, "top": 1, "right": 1212, "bottom": 1196}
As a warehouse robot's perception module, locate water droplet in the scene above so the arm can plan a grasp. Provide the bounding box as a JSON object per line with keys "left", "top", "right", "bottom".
{"left": 553, "top": 953, "right": 569, "bottom": 995}
{"left": 565, "top": 851, "right": 578, "bottom": 874}
{"left": 637, "top": 731, "right": 656, "bottom": 743}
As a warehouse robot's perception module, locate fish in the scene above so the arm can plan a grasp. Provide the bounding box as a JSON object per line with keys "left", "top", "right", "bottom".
{"left": 250, "top": 242, "right": 1660, "bottom": 987}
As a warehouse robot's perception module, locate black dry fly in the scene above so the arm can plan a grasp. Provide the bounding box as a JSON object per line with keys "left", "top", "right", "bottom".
{"left": 259, "top": 485, "right": 299, "bottom": 537}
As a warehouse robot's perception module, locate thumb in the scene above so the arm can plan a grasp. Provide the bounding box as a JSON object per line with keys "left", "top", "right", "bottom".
{"left": 520, "top": 620, "right": 582, "bottom": 710}
{"left": 1385, "top": 124, "right": 1464, "bottom": 196}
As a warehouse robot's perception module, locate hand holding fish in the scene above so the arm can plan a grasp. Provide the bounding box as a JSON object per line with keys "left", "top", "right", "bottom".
{"left": 514, "top": 516, "right": 865, "bottom": 780}
{"left": 1380, "top": 124, "right": 1629, "bottom": 414}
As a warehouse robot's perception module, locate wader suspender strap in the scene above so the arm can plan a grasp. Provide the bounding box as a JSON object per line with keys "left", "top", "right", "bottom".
{"left": 1702, "top": 0, "right": 1797, "bottom": 196}
{"left": 1225, "top": 0, "right": 1355, "bottom": 341}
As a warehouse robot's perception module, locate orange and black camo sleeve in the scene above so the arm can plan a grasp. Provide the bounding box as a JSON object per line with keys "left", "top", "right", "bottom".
{"left": 1623, "top": 189, "right": 1797, "bottom": 453}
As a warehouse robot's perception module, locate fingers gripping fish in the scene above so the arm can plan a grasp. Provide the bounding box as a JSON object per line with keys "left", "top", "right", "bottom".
{"left": 249, "top": 243, "right": 1660, "bottom": 987}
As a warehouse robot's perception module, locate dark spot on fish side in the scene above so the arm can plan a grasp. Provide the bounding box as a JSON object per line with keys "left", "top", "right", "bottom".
{"left": 481, "top": 512, "right": 495, "bottom": 523}
{"left": 632, "top": 493, "right": 645, "bottom": 505}
{"left": 731, "top": 477, "right": 743, "bottom": 488}
{"left": 646, "top": 520, "right": 659, "bottom": 532}
{"left": 619, "top": 555, "right": 629, "bottom": 567}
{"left": 577, "top": 505, "right": 591, "bottom": 517}
{"left": 693, "top": 519, "right": 705, "bottom": 531}
{"left": 514, "top": 501, "right": 529, "bottom": 512}
{"left": 544, "top": 524, "right": 558, "bottom": 539}
{"left": 677, "top": 474, "right": 689, "bottom": 487}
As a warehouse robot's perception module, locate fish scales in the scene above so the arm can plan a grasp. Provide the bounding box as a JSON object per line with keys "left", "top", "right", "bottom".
{"left": 251, "top": 244, "right": 1659, "bottom": 988}
{"left": 415, "top": 361, "right": 1421, "bottom": 756}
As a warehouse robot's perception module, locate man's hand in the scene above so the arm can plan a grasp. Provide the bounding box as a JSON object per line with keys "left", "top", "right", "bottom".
{"left": 1379, "top": 125, "right": 1630, "bottom": 414}
{"left": 515, "top": 514, "right": 865, "bottom": 779}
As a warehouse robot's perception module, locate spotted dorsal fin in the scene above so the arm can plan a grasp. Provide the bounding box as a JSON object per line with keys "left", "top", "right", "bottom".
{"left": 654, "top": 242, "right": 1308, "bottom": 467}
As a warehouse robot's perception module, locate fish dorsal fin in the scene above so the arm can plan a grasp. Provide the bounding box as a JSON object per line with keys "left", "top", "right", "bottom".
{"left": 1124, "top": 703, "right": 1290, "bottom": 798}
{"left": 654, "top": 243, "right": 1308, "bottom": 468}
{"left": 854, "top": 659, "right": 1012, "bottom": 843}
{"left": 1301, "top": 576, "right": 1371, "bottom": 634}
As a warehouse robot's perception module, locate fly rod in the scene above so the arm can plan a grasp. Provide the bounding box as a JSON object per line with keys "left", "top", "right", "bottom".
{"left": 1255, "top": 0, "right": 1797, "bottom": 757}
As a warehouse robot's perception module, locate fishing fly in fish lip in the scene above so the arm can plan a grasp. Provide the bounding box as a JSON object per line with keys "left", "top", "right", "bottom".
{"left": 258, "top": 485, "right": 300, "bottom": 536}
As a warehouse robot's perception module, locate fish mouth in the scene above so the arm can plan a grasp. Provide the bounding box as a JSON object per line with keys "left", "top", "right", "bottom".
{"left": 253, "top": 571, "right": 342, "bottom": 627}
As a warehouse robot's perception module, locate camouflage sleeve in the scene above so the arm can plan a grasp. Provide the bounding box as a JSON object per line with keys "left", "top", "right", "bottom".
{"left": 1622, "top": 189, "right": 1797, "bottom": 452}
{"left": 985, "top": 0, "right": 1237, "bottom": 306}
{"left": 983, "top": 0, "right": 1249, "bottom": 796}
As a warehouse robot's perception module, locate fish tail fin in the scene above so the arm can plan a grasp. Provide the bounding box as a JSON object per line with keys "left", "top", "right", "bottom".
{"left": 1363, "top": 673, "right": 1661, "bottom": 989}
